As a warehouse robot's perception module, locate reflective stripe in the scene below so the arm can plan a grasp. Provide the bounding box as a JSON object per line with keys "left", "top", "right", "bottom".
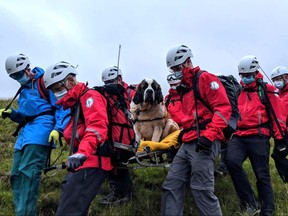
{"left": 86, "top": 128, "right": 102, "bottom": 141}
{"left": 214, "top": 111, "right": 228, "bottom": 125}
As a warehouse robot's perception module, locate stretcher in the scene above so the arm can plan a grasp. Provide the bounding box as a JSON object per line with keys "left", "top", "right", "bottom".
{"left": 43, "top": 130, "right": 181, "bottom": 174}
{"left": 124, "top": 130, "right": 181, "bottom": 168}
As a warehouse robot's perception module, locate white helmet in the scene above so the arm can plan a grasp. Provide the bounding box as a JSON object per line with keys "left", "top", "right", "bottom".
{"left": 238, "top": 55, "right": 260, "bottom": 73}
{"left": 166, "top": 44, "right": 193, "bottom": 68}
{"left": 101, "top": 66, "right": 123, "bottom": 83}
{"left": 44, "top": 61, "right": 78, "bottom": 88}
{"left": 271, "top": 66, "right": 288, "bottom": 79}
{"left": 5, "top": 53, "right": 31, "bottom": 75}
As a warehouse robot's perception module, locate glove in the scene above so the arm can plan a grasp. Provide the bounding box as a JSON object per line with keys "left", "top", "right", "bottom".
{"left": 274, "top": 139, "right": 288, "bottom": 158}
{"left": 0, "top": 108, "right": 12, "bottom": 119}
{"left": 67, "top": 153, "right": 87, "bottom": 170}
{"left": 48, "top": 130, "right": 60, "bottom": 145}
{"left": 196, "top": 136, "right": 213, "bottom": 153}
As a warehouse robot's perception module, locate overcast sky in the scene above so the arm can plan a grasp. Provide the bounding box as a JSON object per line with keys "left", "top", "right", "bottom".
{"left": 1, "top": 0, "right": 288, "bottom": 98}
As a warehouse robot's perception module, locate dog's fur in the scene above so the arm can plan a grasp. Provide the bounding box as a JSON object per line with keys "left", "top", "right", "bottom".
{"left": 130, "top": 78, "right": 179, "bottom": 142}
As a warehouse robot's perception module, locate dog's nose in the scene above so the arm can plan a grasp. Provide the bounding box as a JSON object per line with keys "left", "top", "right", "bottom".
{"left": 146, "top": 89, "right": 153, "bottom": 94}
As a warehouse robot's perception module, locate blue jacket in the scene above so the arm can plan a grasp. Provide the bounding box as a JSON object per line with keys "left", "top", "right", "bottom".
{"left": 8, "top": 67, "right": 70, "bottom": 150}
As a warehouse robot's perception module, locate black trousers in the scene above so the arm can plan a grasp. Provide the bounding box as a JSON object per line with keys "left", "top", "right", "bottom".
{"left": 56, "top": 168, "right": 107, "bottom": 216}
{"left": 227, "top": 135, "right": 274, "bottom": 214}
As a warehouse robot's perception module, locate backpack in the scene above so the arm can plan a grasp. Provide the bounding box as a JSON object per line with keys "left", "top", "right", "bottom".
{"left": 93, "top": 84, "right": 135, "bottom": 162}
{"left": 193, "top": 71, "right": 241, "bottom": 138}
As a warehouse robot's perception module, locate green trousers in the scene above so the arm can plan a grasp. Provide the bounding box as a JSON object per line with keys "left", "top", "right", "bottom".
{"left": 10, "top": 145, "right": 50, "bottom": 216}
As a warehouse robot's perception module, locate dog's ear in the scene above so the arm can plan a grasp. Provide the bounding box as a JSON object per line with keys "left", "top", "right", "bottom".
{"left": 132, "top": 92, "right": 143, "bottom": 104}
{"left": 154, "top": 79, "right": 164, "bottom": 104}
{"left": 132, "top": 80, "right": 144, "bottom": 104}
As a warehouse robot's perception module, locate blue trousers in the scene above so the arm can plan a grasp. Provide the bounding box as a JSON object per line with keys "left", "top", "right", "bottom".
{"left": 227, "top": 135, "right": 274, "bottom": 214}
{"left": 10, "top": 144, "right": 50, "bottom": 216}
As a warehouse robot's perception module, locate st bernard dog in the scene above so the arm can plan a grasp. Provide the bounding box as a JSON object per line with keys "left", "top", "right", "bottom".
{"left": 130, "top": 78, "right": 179, "bottom": 142}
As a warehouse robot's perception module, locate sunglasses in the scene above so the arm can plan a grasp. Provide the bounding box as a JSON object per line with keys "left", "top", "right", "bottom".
{"left": 167, "top": 72, "right": 183, "bottom": 81}
{"left": 9, "top": 70, "right": 25, "bottom": 80}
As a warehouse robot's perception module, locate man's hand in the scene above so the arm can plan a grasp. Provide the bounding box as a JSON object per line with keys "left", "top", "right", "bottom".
{"left": 48, "top": 130, "right": 60, "bottom": 145}
{"left": 0, "top": 108, "right": 12, "bottom": 119}
{"left": 275, "top": 139, "right": 288, "bottom": 158}
{"left": 67, "top": 153, "right": 87, "bottom": 171}
{"left": 196, "top": 136, "right": 213, "bottom": 153}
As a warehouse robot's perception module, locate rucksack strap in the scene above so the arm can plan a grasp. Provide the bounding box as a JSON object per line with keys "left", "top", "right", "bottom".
{"left": 5, "top": 85, "right": 26, "bottom": 111}
{"left": 37, "top": 76, "right": 50, "bottom": 102}
{"left": 257, "top": 80, "right": 285, "bottom": 138}
{"left": 12, "top": 110, "right": 54, "bottom": 137}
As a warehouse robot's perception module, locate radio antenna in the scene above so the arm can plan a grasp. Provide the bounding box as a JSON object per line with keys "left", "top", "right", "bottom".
{"left": 117, "top": 44, "right": 121, "bottom": 77}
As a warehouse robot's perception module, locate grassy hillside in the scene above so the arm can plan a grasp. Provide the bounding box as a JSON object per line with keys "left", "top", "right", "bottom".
{"left": 1, "top": 99, "right": 288, "bottom": 215}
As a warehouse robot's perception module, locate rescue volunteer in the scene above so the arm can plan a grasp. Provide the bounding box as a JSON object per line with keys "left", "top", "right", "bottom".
{"left": 43, "top": 61, "right": 112, "bottom": 216}
{"left": 270, "top": 66, "right": 288, "bottom": 182}
{"left": 165, "top": 72, "right": 184, "bottom": 127}
{"left": 99, "top": 65, "right": 135, "bottom": 205}
{"left": 227, "top": 56, "right": 287, "bottom": 216}
{"left": 161, "top": 44, "right": 232, "bottom": 216}
{"left": 1, "top": 53, "right": 69, "bottom": 216}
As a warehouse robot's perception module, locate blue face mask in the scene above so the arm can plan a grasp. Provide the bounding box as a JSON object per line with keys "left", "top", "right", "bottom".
{"left": 242, "top": 75, "right": 255, "bottom": 84}
{"left": 274, "top": 80, "right": 285, "bottom": 89}
{"left": 17, "top": 74, "right": 30, "bottom": 85}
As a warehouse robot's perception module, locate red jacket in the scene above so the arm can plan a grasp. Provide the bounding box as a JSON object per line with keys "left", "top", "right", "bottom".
{"left": 180, "top": 66, "right": 232, "bottom": 143}
{"left": 164, "top": 89, "right": 184, "bottom": 127}
{"left": 279, "top": 84, "right": 288, "bottom": 126}
{"left": 58, "top": 82, "right": 113, "bottom": 171}
{"left": 235, "top": 72, "right": 286, "bottom": 139}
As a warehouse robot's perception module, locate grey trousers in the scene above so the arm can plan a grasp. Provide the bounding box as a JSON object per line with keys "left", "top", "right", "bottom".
{"left": 161, "top": 140, "right": 222, "bottom": 216}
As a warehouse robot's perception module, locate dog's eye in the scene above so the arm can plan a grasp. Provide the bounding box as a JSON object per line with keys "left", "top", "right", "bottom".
{"left": 143, "top": 82, "right": 148, "bottom": 89}
{"left": 151, "top": 82, "right": 157, "bottom": 89}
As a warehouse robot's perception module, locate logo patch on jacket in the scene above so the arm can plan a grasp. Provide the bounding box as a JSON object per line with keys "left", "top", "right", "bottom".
{"left": 86, "top": 97, "right": 94, "bottom": 108}
{"left": 210, "top": 81, "right": 220, "bottom": 90}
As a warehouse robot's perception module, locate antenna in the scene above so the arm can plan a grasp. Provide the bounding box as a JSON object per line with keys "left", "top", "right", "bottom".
{"left": 117, "top": 44, "right": 121, "bottom": 77}
{"left": 259, "top": 66, "right": 273, "bottom": 84}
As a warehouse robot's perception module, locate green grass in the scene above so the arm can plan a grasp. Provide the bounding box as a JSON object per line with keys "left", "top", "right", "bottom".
{"left": 1, "top": 99, "right": 288, "bottom": 215}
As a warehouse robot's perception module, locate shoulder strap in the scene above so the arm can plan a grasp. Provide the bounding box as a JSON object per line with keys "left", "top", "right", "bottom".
{"left": 5, "top": 85, "right": 26, "bottom": 111}
{"left": 257, "top": 80, "right": 285, "bottom": 138}
{"left": 192, "top": 70, "right": 213, "bottom": 113}
{"left": 37, "top": 76, "right": 50, "bottom": 102}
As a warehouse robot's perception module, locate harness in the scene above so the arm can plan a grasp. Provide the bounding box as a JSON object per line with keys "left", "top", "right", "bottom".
{"left": 133, "top": 117, "right": 165, "bottom": 123}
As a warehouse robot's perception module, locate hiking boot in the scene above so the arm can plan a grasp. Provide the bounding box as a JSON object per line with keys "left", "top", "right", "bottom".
{"left": 244, "top": 206, "right": 260, "bottom": 216}
{"left": 99, "top": 192, "right": 130, "bottom": 205}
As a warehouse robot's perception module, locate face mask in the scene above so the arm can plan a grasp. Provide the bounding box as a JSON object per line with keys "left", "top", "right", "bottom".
{"left": 170, "top": 85, "right": 179, "bottom": 90}
{"left": 17, "top": 74, "right": 30, "bottom": 85}
{"left": 242, "top": 75, "right": 255, "bottom": 84}
{"left": 274, "top": 80, "right": 285, "bottom": 89}
{"left": 54, "top": 89, "right": 67, "bottom": 100}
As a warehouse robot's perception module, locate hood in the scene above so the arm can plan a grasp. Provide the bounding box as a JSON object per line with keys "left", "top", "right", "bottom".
{"left": 56, "top": 82, "right": 89, "bottom": 110}
{"left": 32, "top": 67, "right": 44, "bottom": 79}
{"left": 182, "top": 66, "right": 201, "bottom": 87}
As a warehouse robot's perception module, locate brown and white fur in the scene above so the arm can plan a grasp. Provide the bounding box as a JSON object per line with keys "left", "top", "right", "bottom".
{"left": 130, "top": 78, "right": 179, "bottom": 142}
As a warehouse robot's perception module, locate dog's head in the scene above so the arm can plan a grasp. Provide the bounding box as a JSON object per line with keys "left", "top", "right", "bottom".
{"left": 133, "top": 78, "right": 163, "bottom": 105}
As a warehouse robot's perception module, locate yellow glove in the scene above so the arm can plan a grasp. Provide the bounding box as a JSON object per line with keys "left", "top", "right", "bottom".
{"left": 0, "top": 108, "right": 12, "bottom": 119}
{"left": 48, "top": 130, "right": 60, "bottom": 145}
{"left": 137, "top": 130, "right": 181, "bottom": 152}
